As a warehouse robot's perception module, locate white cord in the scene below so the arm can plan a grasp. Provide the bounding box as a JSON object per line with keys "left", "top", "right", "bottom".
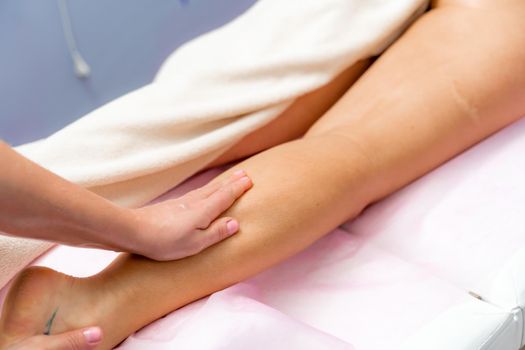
{"left": 57, "top": 0, "right": 91, "bottom": 79}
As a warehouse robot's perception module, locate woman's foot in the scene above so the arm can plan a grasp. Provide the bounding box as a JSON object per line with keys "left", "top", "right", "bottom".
{"left": 0, "top": 266, "right": 121, "bottom": 349}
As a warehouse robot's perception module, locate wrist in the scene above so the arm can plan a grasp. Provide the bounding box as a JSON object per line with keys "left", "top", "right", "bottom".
{"left": 108, "top": 206, "right": 144, "bottom": 254}
{"left": 80, "top": 204, "right": 143, "bottom": 254}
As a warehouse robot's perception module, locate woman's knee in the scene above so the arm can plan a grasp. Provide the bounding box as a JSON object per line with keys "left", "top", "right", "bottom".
{"left": 426, "top": 1, "right": 525, "bottom": 75}
{"left": 306, "top": 0, "right": 525, "bottom": 139}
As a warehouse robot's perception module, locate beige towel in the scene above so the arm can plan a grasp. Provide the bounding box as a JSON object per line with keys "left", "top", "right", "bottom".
{"left": 1, "top": 0, "right": 429, "bottom": 288}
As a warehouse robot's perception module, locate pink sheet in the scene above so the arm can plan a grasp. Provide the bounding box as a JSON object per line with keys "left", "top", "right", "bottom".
{"left": 1, "top": 117, "right": 525, "bottom": 349}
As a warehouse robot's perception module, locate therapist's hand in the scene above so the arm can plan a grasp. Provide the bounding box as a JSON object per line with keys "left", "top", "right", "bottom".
{"left": 0, "top": 142, "right": 252, "bottom": 261}
{"left": 127, "top": 169, "right": 252, "bottom": 261}
{"left": 5, "top": 327, "right": 102, "bottom": 350}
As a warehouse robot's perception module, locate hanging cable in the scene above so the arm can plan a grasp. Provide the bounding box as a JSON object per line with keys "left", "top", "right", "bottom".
{"left": 57, "top": 0, "right": 91, "bottom": 79}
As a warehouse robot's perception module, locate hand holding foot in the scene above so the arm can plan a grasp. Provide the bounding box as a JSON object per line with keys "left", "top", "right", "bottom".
{"left": 4, "top": 327, "right": 102, "bottom": 350}
{"left": 0, "top": 267, "right": 109, "bottom": 349}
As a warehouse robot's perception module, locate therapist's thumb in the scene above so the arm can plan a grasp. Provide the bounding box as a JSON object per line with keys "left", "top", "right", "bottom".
{"left": 42, "top": 327, "right": 103, "bottom": 350}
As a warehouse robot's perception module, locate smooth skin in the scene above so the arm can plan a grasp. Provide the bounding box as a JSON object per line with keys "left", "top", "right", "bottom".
{"left": 2, "top": 0, "right": 525, "bottom": 349}
{"left": 0, "top": 142, "right": 253, "bottom": 261}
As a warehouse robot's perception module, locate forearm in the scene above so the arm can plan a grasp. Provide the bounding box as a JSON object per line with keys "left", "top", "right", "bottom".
{"left": 0, "top": 141, "right": 134, "bottom": 249}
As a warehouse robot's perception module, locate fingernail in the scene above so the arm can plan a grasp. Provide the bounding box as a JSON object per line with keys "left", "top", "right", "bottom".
{"left": 83, "top": 327, "right": 102, "bottom": 345}
{"left": 239, "top": 176, "right": 251, "bottom": 186}
{"left": 233, "top": 169, "right": 246, "bottom": 177}
{"left": 226, "top": 219, "right": 239, "bottom": 235}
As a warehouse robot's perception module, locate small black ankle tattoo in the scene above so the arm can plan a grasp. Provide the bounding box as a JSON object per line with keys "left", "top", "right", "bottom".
{"left": 44, "top": 308, "right": 59, "bottom": 335}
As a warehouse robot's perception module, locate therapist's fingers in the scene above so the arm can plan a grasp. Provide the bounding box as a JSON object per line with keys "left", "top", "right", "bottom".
{"left": 193, "top": 217, "right": 240, "bottom": 253}
{"left": 195, "top": 174, "right": 252, "bottom": 228}
{"left": 192, "top": 169, "right": 248, "bottom": 199}
{"left": 47, "top": 327, "right": 101, "bottom": 350}
{"left": 9, "top": 327, "right": 103, "bottom": 350}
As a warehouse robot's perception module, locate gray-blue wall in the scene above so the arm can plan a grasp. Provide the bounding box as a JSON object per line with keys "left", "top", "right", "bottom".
{"left": 0, "top": 0, "right": 256, "bottom": 145}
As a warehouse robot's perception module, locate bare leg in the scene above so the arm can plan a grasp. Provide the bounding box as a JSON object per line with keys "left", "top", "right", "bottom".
{"left": 207, "top": 59, "right": 371, "bottom": 167}
{"left": 2, "top": 1, "right": 525, "bottom": 348}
